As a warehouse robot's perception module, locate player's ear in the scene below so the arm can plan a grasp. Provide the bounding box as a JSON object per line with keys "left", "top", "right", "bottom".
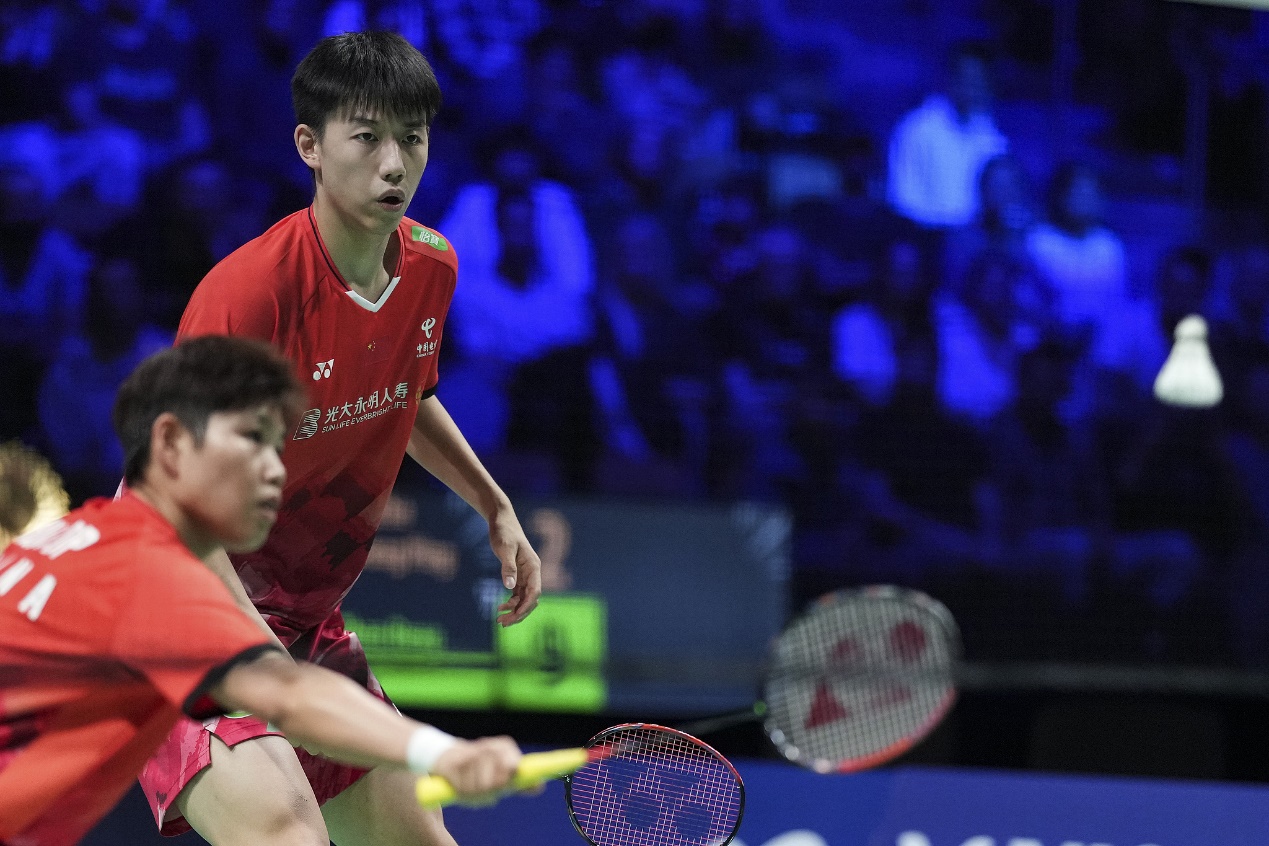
{"left": 150, "top": 412, "right": 190, "bottom": 480}
{"left": 295, "top": 124, "right": 320, "bottom": 172}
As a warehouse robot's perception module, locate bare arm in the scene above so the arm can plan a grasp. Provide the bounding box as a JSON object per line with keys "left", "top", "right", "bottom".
{"left": 210, "top": 652, "right": 522, "bottom": 799}
{"left": 407, "top": 395, "right": 541, "bottom": 625}
{"left": 202, "top": 547, "right": 289, "bottom": 655}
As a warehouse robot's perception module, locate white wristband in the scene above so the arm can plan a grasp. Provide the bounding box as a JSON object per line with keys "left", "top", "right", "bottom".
{"left": 406, "top": 725, "right": 459, "bottom": 774}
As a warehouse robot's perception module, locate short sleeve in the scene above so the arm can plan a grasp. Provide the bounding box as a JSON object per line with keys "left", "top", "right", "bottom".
{"left": 110, "top": 553, "right": 273, "bottom": 714}
{"left": 177, "top": 272, "right": 280, "bottom": 343}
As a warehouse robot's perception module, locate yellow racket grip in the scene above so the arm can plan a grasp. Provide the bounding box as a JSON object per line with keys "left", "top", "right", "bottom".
{"left": 415, "top": 747, "right": 591, "bottom": 808}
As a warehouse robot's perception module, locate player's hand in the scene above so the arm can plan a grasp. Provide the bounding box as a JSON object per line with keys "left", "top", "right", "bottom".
{"left": 488, "top": 506, "right": 541, "bottom": 626}
{"left": 430, "top": 736, "right": 525, "bottom": 806}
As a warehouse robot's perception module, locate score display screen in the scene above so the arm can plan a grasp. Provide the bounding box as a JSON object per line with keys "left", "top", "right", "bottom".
{"left": 340, "top": 483, "right": 791, "bottom": 714}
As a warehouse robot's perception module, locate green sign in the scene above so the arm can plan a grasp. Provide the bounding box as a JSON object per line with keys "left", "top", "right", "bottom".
{"left": 410, "top": 225, "right": 450, "bottom": 250}
{"left": 345, "top": 593, "right": 607, "bottom": 712}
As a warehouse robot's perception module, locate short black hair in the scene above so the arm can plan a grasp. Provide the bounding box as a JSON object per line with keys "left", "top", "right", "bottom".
{"left": 291, "top": 31, "right": 442, "bottom": 136}
{"left": 113, "top": 336, "right": 305, "bottom": 484}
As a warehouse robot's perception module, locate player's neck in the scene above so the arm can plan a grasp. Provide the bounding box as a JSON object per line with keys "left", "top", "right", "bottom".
{"left": 127, "top": 484, "right": 219, "bottom": 559}
{"left": 311, "top": 199, "right": 399, "bottom": 301}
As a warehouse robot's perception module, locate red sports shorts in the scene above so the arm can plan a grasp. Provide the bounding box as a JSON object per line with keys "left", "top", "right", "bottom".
{"left": 138, "top": 609, "right": 391, "bottom": 835}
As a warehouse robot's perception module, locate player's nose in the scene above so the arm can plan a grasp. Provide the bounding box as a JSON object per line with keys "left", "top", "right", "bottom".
{"left": 263, "top": 449, "right": 286, "bottom": 487}
{"left": 381, "top": 141, "right": 405, "bottom": 183}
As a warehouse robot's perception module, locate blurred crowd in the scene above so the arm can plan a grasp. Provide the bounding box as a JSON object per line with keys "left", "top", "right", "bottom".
{"left": 7, "top": 0, "right": 1269, "bottom": 667}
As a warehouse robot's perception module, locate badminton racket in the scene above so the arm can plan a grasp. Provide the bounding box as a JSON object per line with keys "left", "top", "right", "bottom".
{"left": 418, "top": 723, "right": 745, "bottom": 846}
{"left": 677, "top": 585, "right": 960, "bottom": 773}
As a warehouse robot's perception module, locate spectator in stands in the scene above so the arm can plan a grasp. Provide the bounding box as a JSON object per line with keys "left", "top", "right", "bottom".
{"left": 934, "top": 248, "right": 1048, "bottom": 427}
{"left": 439, "top": 131, "right": 597, "bottom": 491}
{"left": 431, "top": 0, "right": 542, "bottom": 130}
{"left": 1086, "top": 244, "right": 1210, "bottom": 411}
{"left": 712, "top": 220, "right": 827, "bottom": 500}
{"left": 1026, "top": 161, "right": 1159, "bottom": 422}
{"left": 195, "top": 0, "right": 320, "bottom": 193}
{"left": 838, "top": 331, "right": 1000, "bottom": 582}
{"left": 599, "top": 13, "right": 709, "bottom": 196}
{"left": 321, "top": 0, "right": 429, "bottom": 49}
{"left": 62, "top": 0, "right": 211, "bottom": 178}
{"left": 37, "top": 252, "right": 170, "bottom": 504}
{"left": 886, "top": 42, "right": 1008, "bottom": 229}
{"left": 0, "top": 1, "right": 75, "bottom": 121}
{"left": 988, "top": 340, "right": 1111, "bottom": 603}
{"left": 830, "top": 230, "right": 937, "bottom": 408}
{"left": 0, "top": 122, "right": 92, "bottom": 441}
{"left": 1026, "top": 162, "right": 1127, "bottom": 355}
{"left": 588, "top": 211, "right": 717, "bottom": 495}
{"left": 524, "top": 34, "right": 611, "bottom": 192}
{"left": 1104, "top": 399, "right": 1242, "bottom": 610}
{"left": 140, "top": 157, "right": 268, "bottom": 329}
{"left": 943, "top": 151, "right": 1037, "bottom": 293}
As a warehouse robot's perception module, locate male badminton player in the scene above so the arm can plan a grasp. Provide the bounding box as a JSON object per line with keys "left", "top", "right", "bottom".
{"left": 0, "top": 337, "right": 524, "bottom": 846}
{"left": 139, "top": 30, "right": 542, "bottom": 846}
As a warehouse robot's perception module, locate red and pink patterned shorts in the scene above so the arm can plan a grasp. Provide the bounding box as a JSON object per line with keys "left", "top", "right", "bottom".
{"left": 138, "top": 609, "right": 390, "bottom": 835}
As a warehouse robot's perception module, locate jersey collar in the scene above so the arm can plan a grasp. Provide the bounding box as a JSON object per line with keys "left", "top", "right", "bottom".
{"left": 306, "top": 206, "right": 405, "bottom": 312}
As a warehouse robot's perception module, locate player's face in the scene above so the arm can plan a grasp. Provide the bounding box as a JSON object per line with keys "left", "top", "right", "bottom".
{"left": 305, "top": 111, "right": 429, "bottom": 234}
{"left": 179, "top": 405, "right": 288, "bottom": 554}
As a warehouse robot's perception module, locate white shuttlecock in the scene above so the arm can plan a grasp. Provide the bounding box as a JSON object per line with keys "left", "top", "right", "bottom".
{"left": 1153, "top": 314, "right": 1223, "bottom": 408}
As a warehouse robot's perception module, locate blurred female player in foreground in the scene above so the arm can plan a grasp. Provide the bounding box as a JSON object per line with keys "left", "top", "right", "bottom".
{"left": 0, "top": 336, "right": 524, "bottom": 846}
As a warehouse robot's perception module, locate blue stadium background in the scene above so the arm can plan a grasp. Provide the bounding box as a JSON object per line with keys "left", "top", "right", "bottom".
{"left": 6, "top": 1, "right": 1269, "bottom": 841}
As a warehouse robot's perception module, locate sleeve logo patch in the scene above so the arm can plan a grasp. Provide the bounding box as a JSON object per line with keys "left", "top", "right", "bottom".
{"left": 411, "top": 226, "right": 449, "bottom": 251}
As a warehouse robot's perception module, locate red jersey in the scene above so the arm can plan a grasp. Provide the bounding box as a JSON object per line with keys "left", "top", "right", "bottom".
{"left": 176, "top": 208, "right": 457, "bottom": 632}
{"left": 0, "top": 495, "right": 273, "bottom": 846}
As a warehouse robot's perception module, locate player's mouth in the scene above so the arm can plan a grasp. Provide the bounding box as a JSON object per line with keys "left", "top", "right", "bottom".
{"left": 257, "top": 496, "right": 281, "bottom": 522}
{"left": 376, "top": 190, "right": 405, "bottom": 212}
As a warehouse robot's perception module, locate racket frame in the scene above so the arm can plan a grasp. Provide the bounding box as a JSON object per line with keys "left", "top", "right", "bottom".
{"left": 564, "top": 722, "right": 746, "bottom": 846}
{"left": 760, "top": 584, "right": 962, "bottom": 773}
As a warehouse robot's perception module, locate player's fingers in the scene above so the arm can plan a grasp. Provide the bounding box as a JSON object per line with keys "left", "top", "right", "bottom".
{"left": 467, "top": 741, "right": 517, "bottom": 794}
{"left": 519, "top": 554, "right": 542, "bottom": 609}
{"left": 498, "top": 552, "right": 542, "bottom": 626}
{"left": 500, "top": 552, "right": 518, "bottom": 590}
{"left": 491, "top": 736, "right": 522, "bottom": 787}
{"left": 498, "top": 593, "right": 530, "bottom": 626}
{"left": 502, "top": 591, "right": 538, "bottom": 625}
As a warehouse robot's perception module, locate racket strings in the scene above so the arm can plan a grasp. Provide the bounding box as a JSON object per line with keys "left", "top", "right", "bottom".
{"left": 764, "top": 592, "right": 957, "bottom": 771}
{"left": 570, "top": 727, "right": 742, "bottom": 846}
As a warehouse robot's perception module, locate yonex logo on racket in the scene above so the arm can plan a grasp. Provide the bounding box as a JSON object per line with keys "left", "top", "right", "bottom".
{"left": 313, "top": 359, "right": 334, "bottom": 380}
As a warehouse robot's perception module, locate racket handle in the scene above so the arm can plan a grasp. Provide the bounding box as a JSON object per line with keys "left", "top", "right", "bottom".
{"left": 415, "top": 747, "right": 591, "bottom": 808}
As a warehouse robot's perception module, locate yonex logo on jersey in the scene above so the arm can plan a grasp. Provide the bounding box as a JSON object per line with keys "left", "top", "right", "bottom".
{"left": 293, "top": 408, "right": 321, "bottom": 440}
{"left": 410, "top": 226, "right": 449, "bottom": 251}
{"left": 421, "top": 317, "right": 436, "bottom": 338}
{"left": 313, "top": 359, "right": 334, "bottom": 380}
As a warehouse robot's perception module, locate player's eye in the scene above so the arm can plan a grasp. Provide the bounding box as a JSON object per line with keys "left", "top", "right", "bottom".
{"left": 354, "top": 132, "right": 376, "bottom": 143}
{"left": 404, "top": 134, "right": 423, "bottom": 146}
